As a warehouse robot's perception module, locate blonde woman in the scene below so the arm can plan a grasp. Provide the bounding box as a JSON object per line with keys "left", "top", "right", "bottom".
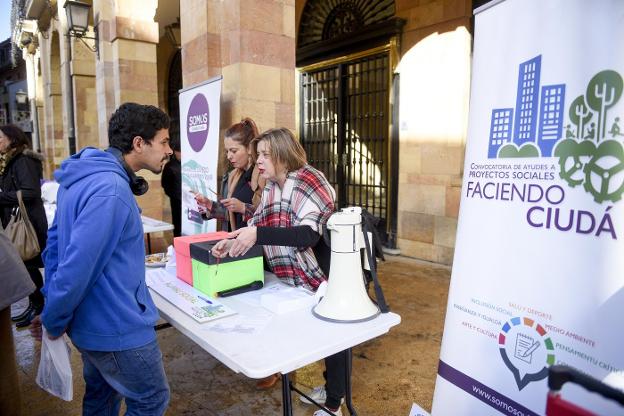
{"left": 213, "top": 128, "right": 347, "bottom": 415}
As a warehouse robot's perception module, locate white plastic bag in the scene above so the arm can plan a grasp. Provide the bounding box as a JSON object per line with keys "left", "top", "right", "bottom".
{"left": 36, "top": 328, "right": 73, "bottom": 401}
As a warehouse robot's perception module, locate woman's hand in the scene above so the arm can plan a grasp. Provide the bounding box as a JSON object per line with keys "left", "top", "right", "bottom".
{"left": 211, "top": 239, "right": 234, "bottom": 258}
{"left": 220, "top": 198, "right": 245, "bottom": 214}
{"left": 227, "top": 226, "right": 257, "bottom": 257}
{"left": 193, "top": 192, "right": 213, "bottom": 210}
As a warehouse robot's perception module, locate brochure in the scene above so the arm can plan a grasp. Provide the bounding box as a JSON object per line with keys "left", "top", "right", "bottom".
{"left": 146, "top": 268, "right": 236, "bottom": 323}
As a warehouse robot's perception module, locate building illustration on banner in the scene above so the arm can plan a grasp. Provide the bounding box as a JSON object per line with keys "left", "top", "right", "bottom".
{"left": 488, "top": 55, "right": 566, "bottom": 158}
{"left": 487, "top": 55, "right": 624, "bottom": 204}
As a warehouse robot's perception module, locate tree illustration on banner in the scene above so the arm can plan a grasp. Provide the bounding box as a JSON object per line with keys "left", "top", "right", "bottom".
{"left": 569, "top": 95, "right": 592, "bottom": 140}
{"left": 586, "top": 70, "right": 623, "bottom": 142}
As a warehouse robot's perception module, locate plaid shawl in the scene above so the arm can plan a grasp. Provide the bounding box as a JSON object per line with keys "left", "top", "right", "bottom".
{"left": 249, "top": 165, "right": 335, "bottom": 291}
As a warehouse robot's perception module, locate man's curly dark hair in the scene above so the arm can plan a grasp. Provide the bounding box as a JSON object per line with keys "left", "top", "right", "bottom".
{"left": 108, "top": 103, "right": 170, "bottom": 153}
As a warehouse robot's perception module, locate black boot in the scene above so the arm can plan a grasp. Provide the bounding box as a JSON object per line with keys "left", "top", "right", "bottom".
{"left": 15, "top": 303, "right": 43, "bottom": 328}
{"left": 11, "top": 301, "right": 34, "bottom": 322}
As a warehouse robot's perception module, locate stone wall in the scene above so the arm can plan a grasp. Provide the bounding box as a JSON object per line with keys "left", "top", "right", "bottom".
{"left": 181, "top": 0, "right": 296, "bottom": 139}
{"left": 394, "top": 0, "right": 472, "bottom": 264}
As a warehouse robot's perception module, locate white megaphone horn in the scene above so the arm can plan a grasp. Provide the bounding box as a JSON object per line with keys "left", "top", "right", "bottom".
{"left": 312, "top": 207, "right": 380, "bottom": 323}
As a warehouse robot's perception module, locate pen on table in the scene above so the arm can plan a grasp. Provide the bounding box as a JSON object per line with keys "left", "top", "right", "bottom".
{"left": 198, "top": 295, "right": 213, "bottom": 305}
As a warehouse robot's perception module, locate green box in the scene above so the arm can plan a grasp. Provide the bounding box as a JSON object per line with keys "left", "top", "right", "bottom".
{"left": 190, "top": 242, "right": 264, "bottom": 297}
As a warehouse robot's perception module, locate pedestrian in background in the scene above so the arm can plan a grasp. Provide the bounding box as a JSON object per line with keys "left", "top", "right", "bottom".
{"left": 0, "top": 124, "right": 47, "bottom": 328}
{"left": 162, "top": 135, "right": 182, "bottom": 236}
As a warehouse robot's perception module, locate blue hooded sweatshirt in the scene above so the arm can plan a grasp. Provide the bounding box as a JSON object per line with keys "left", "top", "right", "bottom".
{"left": 42, "top": 147, "right": 158, "bottom": 351}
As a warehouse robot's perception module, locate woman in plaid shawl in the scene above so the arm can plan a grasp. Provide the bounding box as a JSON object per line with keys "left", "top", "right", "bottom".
{"left": 212, "top": 128, "right": 348, "bottom": 415}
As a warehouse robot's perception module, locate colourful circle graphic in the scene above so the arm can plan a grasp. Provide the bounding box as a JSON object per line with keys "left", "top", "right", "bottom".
{"left": 499, "top": 316, "right": 555, "bottom": 390}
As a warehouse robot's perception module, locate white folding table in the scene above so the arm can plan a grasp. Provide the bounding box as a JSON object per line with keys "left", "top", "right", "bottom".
{"left": 147, "top": 269, "right": 401, "bottom": 415}
{"left": 141, "top": 216, "right": 174, "bottom": 253}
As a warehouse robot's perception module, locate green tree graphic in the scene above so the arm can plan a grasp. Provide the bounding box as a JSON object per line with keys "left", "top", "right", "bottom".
{"left": 586, "top": 70, "right": 623, "bottom": 142}
{"left": 569, "top": 95, "right": 592, "bottom": 139}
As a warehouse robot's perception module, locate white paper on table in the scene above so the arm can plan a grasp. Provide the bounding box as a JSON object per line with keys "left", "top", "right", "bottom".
{"left": 146, "top": 269, "right": 236, "bottom": 323}
{"left": 201, "top": 311, "right": 273, "bottom": 335}
{"left": 233, "top": 280, "right": 283, "bottom": 308}
{"left": 142, "top": 216, "right": 167, "bottom": 227}
{"left": 260, "top": 284, "right": 317, "bottom": 314}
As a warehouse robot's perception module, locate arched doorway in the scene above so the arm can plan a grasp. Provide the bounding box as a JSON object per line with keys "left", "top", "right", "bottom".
{"left": 297, "top": 0, "right": 403, "bottom": 246}
{"left": 167, "top": 49, "right": 182, "bottom": 145}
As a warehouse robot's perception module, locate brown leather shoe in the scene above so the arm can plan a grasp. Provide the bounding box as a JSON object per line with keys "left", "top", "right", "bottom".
{"left": 256, "top": 373, "right": 280, "bottom": 390}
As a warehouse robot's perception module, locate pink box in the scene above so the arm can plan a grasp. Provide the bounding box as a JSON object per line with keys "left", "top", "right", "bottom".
{"left": 173, "top": 232, "right": 229, "bottom": 285}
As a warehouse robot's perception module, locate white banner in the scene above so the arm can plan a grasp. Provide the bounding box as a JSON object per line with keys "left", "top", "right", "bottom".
{"left": 179, "top": 77, "right": 222, "bottom": 235}
{"left": 432, "top": 1, "right": 624, "bottom": 415}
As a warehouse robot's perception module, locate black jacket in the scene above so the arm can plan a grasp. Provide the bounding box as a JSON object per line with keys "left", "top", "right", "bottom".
{"left": 161, "top": 154, "right": 182, "bottom": 236}
{"left": 0, "top": 149, "right": 48, "bottom": 268}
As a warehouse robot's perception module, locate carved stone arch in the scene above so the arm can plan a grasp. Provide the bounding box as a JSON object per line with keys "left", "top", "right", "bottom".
{"left": 296, "top": 0, "right": 402, "bottom": 67}
{"left": 298, "top": 0, "right": 395, "bottom": 48}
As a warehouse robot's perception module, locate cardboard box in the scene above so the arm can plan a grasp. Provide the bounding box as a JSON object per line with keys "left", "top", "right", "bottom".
{"left": 190, "top": 241, "right": 264, "bottom": 297}
{"left": 173, "top": 232, "right": 229, "bottom": 285}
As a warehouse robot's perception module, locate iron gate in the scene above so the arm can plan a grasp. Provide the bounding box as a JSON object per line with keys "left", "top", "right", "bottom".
{"left": 300, "top": 52, "right": 391, "bottom": 238}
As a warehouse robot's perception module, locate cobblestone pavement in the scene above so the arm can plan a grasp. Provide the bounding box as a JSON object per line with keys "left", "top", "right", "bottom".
{"left": 13, "top": 255, "right": 451, "bottom": 416}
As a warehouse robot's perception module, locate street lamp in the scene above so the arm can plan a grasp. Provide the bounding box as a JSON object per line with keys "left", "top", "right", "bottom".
{"left": 15, "top": 89, "right": 28, "bottom": 106}
{"left": 64, "top": 0, "right": 98, "bottom": 57}
{"left": 64, "top": 1, "right": 91, "bottom": 37}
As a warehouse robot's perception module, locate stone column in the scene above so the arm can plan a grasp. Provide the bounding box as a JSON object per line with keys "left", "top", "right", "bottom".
{"left": 181, "top": 0, "right": 296, "bottom": 135}
{"left": 39, "top": 29, "right": 67, "bottom": 170}
{"left": 94, "top": 0, "right": 160, "bottom": 142}
{"left": 93, "top": 0, "right": 163, "bottom": 220}
{"left": 68, "top": 32, "right": 98, "bottom": 149}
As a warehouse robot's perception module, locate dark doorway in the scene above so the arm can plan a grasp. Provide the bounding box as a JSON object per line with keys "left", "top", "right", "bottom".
{"left": 297, "top": 0, "right": 403, "bottom": 245}
{"left": 167, "top": 49, "right": 182, "bottom": 145}
{"left": 300, "top": 51, "right": 391, "bottom": 238}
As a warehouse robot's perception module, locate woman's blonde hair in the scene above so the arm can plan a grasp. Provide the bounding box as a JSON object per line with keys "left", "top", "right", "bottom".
{"left": 252, "top": 128, "right": 307, "bottom": 172}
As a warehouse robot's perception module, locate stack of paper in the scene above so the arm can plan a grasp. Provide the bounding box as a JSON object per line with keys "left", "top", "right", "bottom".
{"left": 260, "top": 284, "right": 317, "bottom": 314}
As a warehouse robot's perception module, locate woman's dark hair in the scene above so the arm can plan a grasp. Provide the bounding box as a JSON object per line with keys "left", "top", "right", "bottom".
{"left": 224, "top": 118, "right": 259, "bottom": 147}
{"left": 0, "top": 124, "right": 30, "bottom": 150}
{"left": 169, "top": 135, "right": 181, "bottom": 152}
{"left": 108, "top": 102, "right": 170, "bottom": 153}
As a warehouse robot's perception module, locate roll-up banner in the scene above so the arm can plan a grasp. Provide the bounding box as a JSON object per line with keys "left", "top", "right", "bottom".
{"left": 179, "top": 76, "right": 222, "bottom": 236}
{"left": 432, "top": 0, "right": 624, "bottom": 414}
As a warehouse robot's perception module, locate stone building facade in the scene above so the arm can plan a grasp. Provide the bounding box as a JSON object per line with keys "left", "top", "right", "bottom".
{"left": 14, "top": 0, "right": 481, "bottom": 265}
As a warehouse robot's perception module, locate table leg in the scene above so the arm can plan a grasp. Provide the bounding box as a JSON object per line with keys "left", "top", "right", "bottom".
{"left": 282, "top": 372, "right": 293, "bottom": 416}
{"left": 344, "top": 348, "right": 357, "bottom": 416}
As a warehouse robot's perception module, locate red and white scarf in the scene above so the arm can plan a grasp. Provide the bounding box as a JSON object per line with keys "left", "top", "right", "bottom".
{"left": 249, "top": 165, "right": 335, "bottom": 291}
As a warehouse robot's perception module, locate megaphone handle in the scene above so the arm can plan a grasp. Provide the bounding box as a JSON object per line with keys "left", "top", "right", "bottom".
{"left": 362, "top": 222, "right": 390, "bottom": 313}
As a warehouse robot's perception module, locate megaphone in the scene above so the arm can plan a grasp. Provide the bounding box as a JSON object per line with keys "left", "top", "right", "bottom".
{"left": 312, "top": 207, "right": 380, "bottom": 323}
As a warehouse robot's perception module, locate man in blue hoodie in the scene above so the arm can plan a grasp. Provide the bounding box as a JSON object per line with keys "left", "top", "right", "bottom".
{"left": 32, "top": 103, "right": 173, "bottom": 415}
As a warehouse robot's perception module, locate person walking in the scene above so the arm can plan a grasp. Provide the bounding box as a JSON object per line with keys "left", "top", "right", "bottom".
{"left": 0, "top": 124, "right": 47, "bottom": 328}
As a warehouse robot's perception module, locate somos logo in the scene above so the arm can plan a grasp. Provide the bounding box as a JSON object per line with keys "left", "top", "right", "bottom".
{"left": 187, "top": 93, "right": 210, "bottom": 152}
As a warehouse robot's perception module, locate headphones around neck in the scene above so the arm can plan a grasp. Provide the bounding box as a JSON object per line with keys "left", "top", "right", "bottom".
{"left": 106, "top": 147, "right": 149, "bottom": 196}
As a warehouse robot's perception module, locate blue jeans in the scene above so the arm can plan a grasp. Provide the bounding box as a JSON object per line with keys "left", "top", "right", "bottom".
{"left": 78, "top": 339, "right": 170, "bottom": 416}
